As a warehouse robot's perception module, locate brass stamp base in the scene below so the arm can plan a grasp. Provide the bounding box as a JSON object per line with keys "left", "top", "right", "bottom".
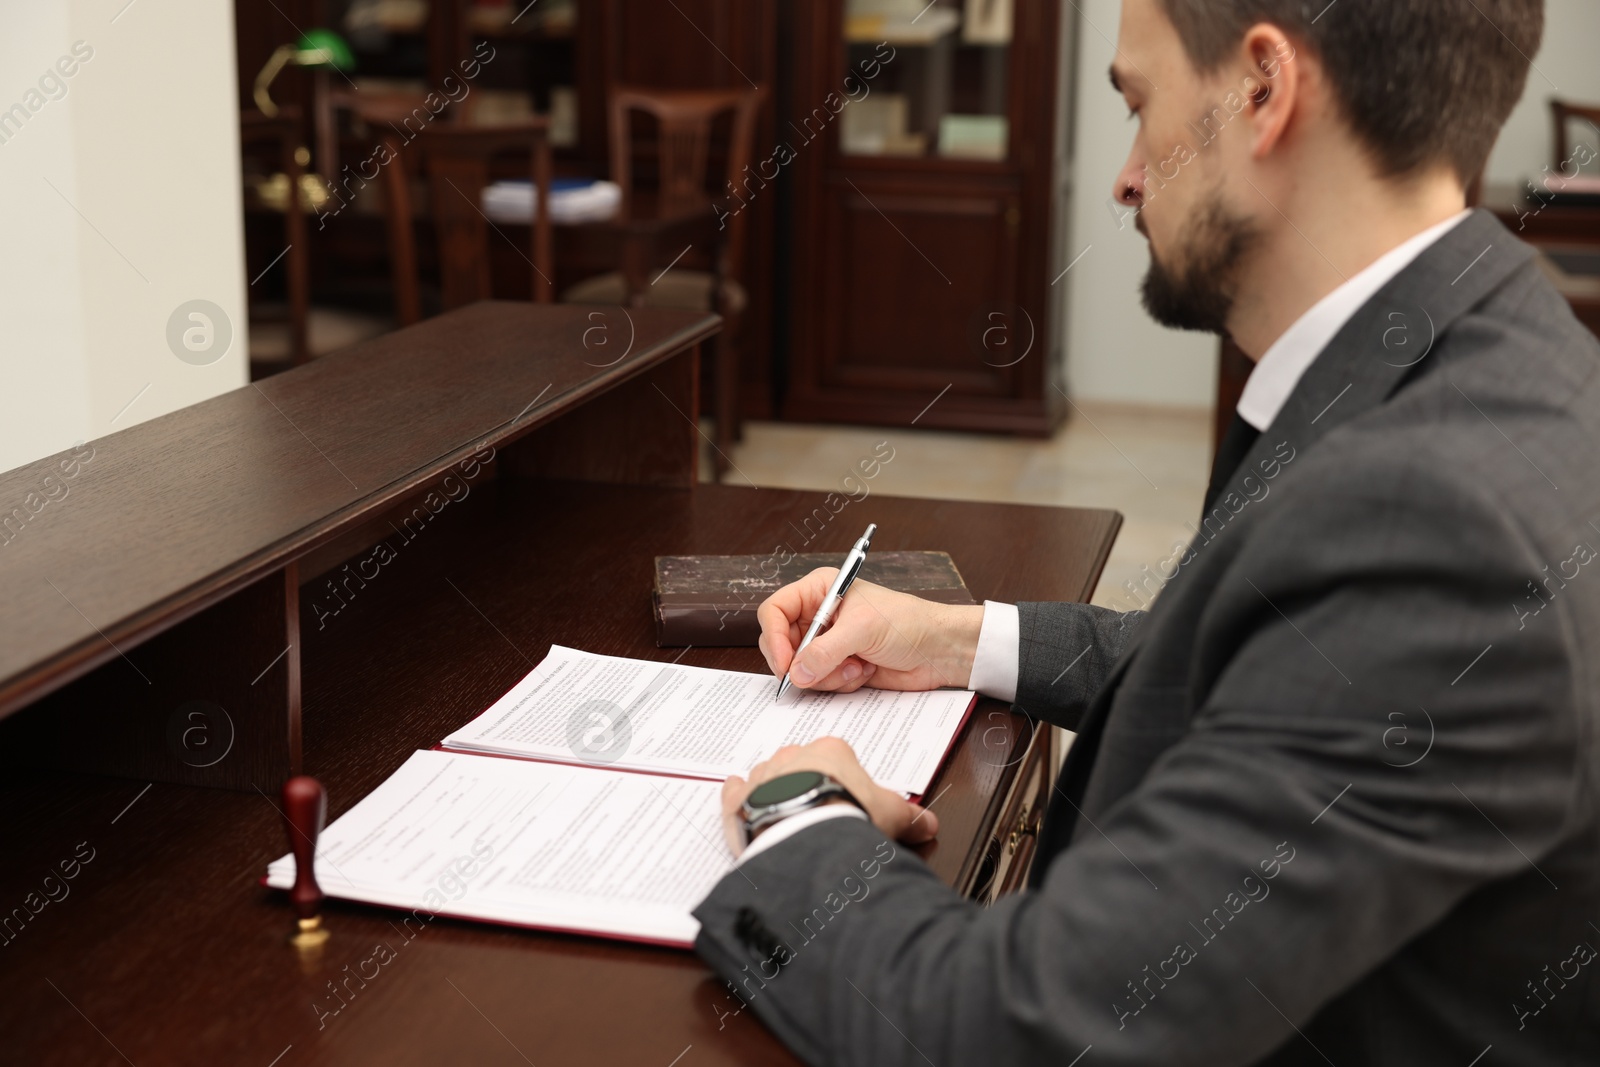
{"left": 290, "top": 915, "right": 330, "bottom": 949}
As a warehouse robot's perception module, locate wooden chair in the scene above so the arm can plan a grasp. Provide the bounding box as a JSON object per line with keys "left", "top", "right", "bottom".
{"left": 1551, "top": 99, "right": 1600, "bottom": 172}
{"left": 318, "top": 89, "right": 553, "bottom": 325}
{"left": 411, "top": 122, "right": 555, "bottom": 312}
{"left": 562, "top": 86, "right": 764, "bottom": 474}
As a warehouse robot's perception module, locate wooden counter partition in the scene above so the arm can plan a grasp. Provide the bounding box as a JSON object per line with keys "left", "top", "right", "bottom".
{"left": 0, "top": 302, "right": 718, "bottom": 788}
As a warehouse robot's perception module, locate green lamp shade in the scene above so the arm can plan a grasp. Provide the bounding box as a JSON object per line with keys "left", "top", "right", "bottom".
{"left": 292, "top": 29, "right": 355, "bottom": 71}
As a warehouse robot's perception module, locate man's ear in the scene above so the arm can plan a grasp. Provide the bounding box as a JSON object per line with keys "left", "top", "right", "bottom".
{"left": 1239, "top": 25, "right": 1300, "bottom": 161}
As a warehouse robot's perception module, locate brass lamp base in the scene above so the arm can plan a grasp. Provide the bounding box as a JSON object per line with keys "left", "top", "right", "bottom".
{"left": 248, "top": 172, "right": 333, "bottom": 214}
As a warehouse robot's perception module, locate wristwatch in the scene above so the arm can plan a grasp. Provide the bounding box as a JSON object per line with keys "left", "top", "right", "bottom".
{"left": 739, "top": 770, "right": 865, "bottom": 847}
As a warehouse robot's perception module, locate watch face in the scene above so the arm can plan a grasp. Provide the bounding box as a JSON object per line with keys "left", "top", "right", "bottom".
{"left": 746, "top": 770, "right": 826, "bottom": 808}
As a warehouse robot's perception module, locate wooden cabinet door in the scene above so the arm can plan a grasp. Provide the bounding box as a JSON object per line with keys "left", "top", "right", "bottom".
{"left": 781, "top": 0, "right": 1064, "bottom": 434}
{"left": 819, "top": 177, "right": 1022, "bottom": 398}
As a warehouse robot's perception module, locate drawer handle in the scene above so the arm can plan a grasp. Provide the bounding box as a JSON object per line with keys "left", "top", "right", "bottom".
{"left": 1006, "top": 804, "right": 1039, "bottom": 855}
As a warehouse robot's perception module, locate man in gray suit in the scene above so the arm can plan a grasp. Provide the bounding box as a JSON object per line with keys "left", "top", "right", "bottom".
{"left": 693, "top": 0, "right": 1600, "bottom": 1063}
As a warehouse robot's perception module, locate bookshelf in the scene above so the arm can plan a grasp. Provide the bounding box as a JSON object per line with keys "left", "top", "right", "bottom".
{"left": 781, "top": 0, "right": 1076, "bottom": 433}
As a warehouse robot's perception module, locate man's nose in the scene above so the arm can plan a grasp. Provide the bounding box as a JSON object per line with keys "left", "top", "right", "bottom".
{"left": 1113, "top": 159, "right": 1144, "bottom": 207}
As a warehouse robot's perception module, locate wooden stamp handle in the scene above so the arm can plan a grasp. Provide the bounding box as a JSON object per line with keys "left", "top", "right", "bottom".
{"left": 282, "top": 775, "right": 325, "bottom": 921}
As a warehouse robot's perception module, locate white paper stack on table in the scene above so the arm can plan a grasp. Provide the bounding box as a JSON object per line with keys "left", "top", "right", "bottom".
{"left": 481, "top": 178, "right": 621, "bottom": 223}
{"left": 265, "top": 646, "right": 976, "bottom": 947}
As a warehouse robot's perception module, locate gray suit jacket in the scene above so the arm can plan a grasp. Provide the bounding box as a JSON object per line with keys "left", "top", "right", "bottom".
{"left": 693, "top": 210, "right": 1600, "bottom": 1065}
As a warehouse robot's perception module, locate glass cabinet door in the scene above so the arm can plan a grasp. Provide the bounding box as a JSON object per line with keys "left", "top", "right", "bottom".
{"left": 840, "top": 0, "right": 1013, "bottom": 161}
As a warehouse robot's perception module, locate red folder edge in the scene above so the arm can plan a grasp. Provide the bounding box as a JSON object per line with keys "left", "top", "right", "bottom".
{"left": 254, "top": 873, "right": 695, "bottom": 950}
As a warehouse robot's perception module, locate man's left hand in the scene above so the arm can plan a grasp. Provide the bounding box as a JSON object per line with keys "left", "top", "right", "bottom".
{"left": 721, "top": 737, "right": 941, "bottom": 857}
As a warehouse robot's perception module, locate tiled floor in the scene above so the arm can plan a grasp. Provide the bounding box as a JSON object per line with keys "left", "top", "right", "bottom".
{"left": 703, "top": 403, "right": 1214, "bottom": 610}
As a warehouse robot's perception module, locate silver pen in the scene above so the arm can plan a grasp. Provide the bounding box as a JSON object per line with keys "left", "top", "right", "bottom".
{"left": 776, "top": 523, "right": 876, "bottom": 698}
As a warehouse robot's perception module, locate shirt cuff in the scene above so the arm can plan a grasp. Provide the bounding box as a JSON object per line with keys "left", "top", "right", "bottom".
{"left": 736, "top": 805, "right": 868, "bottom": 865}
{"left": 968, "top": 601, "right": 1020, "bottom": 702}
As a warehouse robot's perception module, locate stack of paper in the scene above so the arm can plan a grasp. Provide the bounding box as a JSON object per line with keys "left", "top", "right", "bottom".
{"left": 265, "top": 646, "right": 976, "bottom": 946}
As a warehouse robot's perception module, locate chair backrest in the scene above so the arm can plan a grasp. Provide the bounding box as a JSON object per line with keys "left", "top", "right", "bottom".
{"left": 607, "top": 86, "right": 764, "bottom": 285}
{"left": 317, "top": 87, "right": 552, "bottom": 323}
{"left": 317, "top": 88, "right": 438, "bottom": 326}
{"left": 314, "top": 83, "right": 481, "bottom": 200}
{"left": 413, "top": 122, "right": 555, "bottom": 312}
{"left": 1550, "top": 98, "right": 1600, "bottom": 173}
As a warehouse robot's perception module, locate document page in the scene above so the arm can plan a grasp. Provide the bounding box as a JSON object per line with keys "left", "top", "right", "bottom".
{"left": 265, "top": 750, "right": 730, "bottom": 946}
{"left": 439, "top": 646, "right": 974, "bottom": 796}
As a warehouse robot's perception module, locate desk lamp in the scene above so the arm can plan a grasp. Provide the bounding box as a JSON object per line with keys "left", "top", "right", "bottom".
{"left": 253, "top": 29, "right": 355, "bottom": 118}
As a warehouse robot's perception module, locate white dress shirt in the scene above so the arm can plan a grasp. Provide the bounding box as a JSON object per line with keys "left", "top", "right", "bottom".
{"left": 966, "top": 210, "right": 1471, "bottom": 703}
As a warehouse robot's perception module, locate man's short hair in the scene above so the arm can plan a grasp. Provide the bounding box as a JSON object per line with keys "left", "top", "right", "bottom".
{"left": 1157, "top": 0, "right": 1544, "bottom": 183}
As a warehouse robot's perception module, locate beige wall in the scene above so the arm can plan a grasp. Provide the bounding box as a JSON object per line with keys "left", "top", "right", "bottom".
{"left": 0, "top": 0, "right": 246, "bottom": 473}
{"left": 1059, "top": 0, "right": 1219, "bottom": 411}
{"left": 1059, "top": 0, "right": 1600, "bottom": 411}
{"left": 1485, "top": 0, "right": 1600, "bottom": 185}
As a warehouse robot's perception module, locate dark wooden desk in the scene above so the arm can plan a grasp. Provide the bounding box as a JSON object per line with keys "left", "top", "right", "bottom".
{"left": 0, "top": 304, "right": 1119, "bottom": 1065}
{"left": 1484, "top": 180, "right": 1600, "bottom": 245}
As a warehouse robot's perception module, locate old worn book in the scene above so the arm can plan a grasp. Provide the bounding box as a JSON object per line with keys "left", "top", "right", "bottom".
{"left": 652, "top": 551, "right": 974, "bottom": 646}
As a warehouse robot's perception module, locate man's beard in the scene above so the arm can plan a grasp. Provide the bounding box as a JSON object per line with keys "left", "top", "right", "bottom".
{"left": 1140, "top": 196, "right": 1258, "bottom": 334}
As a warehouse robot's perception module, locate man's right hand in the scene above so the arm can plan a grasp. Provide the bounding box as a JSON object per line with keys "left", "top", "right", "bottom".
{"left": 756, "top": 568, "right": 986, "bottom": 694}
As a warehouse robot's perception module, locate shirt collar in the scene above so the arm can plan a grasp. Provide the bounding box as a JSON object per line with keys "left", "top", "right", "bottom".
{"left": 1236, "top": 209, "right": 1472, "bottom": 431}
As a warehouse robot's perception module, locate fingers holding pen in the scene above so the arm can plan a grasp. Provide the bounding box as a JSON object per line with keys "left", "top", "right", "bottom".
{"left": 757, "top": 568, "right": 840, "bottom": 679}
